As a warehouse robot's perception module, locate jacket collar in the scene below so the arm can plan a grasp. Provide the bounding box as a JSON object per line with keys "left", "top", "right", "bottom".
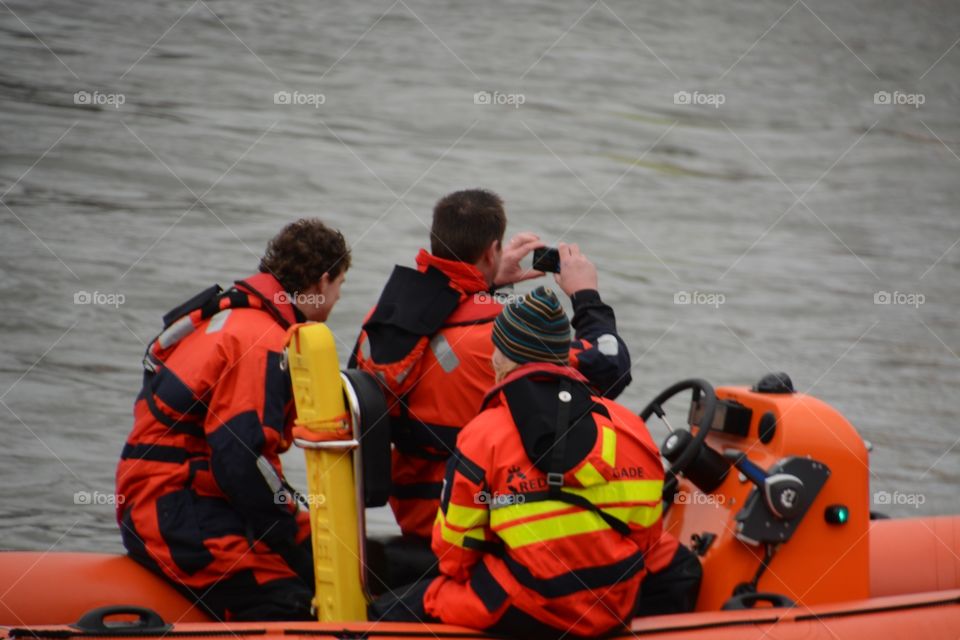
{"left": 234, "top": 272, "right": 302, "bottom": 328}
{"left": 481, "top": 362, "right": 589, "bottom": 410}
{"left": 415, "top": 249, "right": 490, "bottom": 296}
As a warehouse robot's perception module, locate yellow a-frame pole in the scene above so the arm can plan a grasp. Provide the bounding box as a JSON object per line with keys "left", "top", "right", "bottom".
{"left": 286, "top": 323, "right": 366, "bottom": 621}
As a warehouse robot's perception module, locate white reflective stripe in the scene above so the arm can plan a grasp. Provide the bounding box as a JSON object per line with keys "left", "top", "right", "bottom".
{"left": 157, "top": 316, "right": 196, "bottom": 350}
{"left": 430, "top": 334, "right": 460, "bottom": 373}
{"left": 597, "top": 334, "right": 619, "bottom": 357}
{"left": 205, "top": 308, "right": 232, "bottom": 334}
{"left": 257, "top": 455, "right": 285, "bottom": 496}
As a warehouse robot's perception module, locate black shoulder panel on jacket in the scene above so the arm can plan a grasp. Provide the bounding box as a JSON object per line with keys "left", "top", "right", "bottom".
{"left": 364, "top": 266, "right": 461, "bottom": 363}
{"left": 502, "top": 376, "right": 599, "bottom": 474}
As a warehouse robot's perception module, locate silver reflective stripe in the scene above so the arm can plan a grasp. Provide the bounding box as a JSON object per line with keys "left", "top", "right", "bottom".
{"left": 157, "top": 316, "right": 196, "bottom": 350}
{"left": 143, "top": 353, "right": 161, "bottom": 373}
{"left": 205, "top": 308, "right": 232, "bottom": 335}
{"left": 258, "top": 457, "right": 309, "bottom": 512}
{"left": 597, "top": 333, "right": 619, "bottom": 357}
{"left": 256, "top": 455, "right": 285, "bottom": 493}
{"left": 430, "top": 334, "right": 460, "bottom": 373}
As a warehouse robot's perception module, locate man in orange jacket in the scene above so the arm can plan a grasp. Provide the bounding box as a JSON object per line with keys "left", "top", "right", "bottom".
{"left": 369, "top": 287, "right": 701, "bottom": 637}
{"left": 116, "top": 219, "right": 350, "bottom": 621}
{"left": 352, "top": 189, "right": 634, "bottom": 542}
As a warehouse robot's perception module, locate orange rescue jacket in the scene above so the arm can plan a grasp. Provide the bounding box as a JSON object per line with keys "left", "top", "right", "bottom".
{"left": 352, "top": 250, "right": 501, "bottom": 536}
{"left": 353, "top": 250, "right": 635, "bottom": 538}
{"left": 115, "top": 273, "right": 311, "bottom": 591}
{"left": 424, "top": 363, "right": 665, "bottom": 637}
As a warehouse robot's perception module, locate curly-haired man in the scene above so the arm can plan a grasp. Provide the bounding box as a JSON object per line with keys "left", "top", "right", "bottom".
{"left": 116, "top": 219, "right": 350, "bottom": 620}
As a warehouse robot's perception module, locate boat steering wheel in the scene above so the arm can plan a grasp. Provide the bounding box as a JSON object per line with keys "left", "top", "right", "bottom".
{"left": 639, "top": 378, "right": 718, "bottom": 494}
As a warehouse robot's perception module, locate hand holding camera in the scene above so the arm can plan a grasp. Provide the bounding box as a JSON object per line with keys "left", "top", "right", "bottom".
{"left": 495, "top": 232, "right": 546, "bottom": 286}
{"left": 553, "top": 243, "right": 598, "bottom": 296}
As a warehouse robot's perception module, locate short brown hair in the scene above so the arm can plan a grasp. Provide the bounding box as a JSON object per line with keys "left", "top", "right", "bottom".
{"left": 430, "top": 189, "right": 506, "bottom": 263}
{"left": 259, "top": 219, "right": 351, "bottom": 292}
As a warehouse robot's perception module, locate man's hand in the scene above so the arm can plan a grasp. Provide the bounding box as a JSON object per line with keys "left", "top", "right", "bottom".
{"left": 554, "top": 242, "right": 598, "bottom": 296}
{"left": 494, "top": 232, "right": 545, "bottom": 286}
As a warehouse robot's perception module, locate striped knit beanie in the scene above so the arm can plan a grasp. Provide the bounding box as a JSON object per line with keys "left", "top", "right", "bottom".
{"left": 492, "top": 286, "right": 570, "bottom": 365}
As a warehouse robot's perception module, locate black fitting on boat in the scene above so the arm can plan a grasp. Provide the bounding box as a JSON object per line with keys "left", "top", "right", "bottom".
{"left": 72, "top": 606, "right": 171, "bottom": 635}
{"left": 753, "top": 372, "right": 795, "bottom": 394}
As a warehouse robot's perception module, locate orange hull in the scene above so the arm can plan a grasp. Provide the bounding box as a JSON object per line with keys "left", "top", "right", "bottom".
{"left": 0, "top": 552, "right": 210, "bottom": 626}
{"left": 3, "top": 515, "right": 960, "bottom": 639}
{"left": 1, "top": 591, "right": 958, "bottom": 640}
{"left": 871, "top": 514, "right": 960, "bottom": 597}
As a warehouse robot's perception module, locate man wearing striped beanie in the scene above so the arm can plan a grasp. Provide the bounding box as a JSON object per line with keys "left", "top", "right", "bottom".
{"left": 491, "top": 286, "right": 571, "bottom": 374}
{"left": 410, "top": 285, "right": 702, "bottom": 636}
{"left": 371, "top": 285, "right": 703, "bottom": 635}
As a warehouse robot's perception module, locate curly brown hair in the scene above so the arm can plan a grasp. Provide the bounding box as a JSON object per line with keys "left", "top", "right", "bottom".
{"left": 259, "top": 219, "right": 351, "bottom": 293}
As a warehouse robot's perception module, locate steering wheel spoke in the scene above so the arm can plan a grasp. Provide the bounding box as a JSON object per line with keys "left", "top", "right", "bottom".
{"left": 639, "top": 378, "right": 717, "bottom": 478}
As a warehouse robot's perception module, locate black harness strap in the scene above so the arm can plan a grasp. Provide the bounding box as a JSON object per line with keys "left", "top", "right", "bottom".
{"left": 161, "top": 284, "right": 222, "bottom": 328}
{"left": 206, "top": 290, "right": 253, "bottom": 319}
{"left": 232, "top": 279, "right": 290, "bottom": 329}
{"left": 544, "top": 379, "right": 632, "bottom": 538}
{"left": 546, "top": 379, "right": 572, "bottom": 495}
{"left": 550, "top": 490, "right": 632, "bottom": 537}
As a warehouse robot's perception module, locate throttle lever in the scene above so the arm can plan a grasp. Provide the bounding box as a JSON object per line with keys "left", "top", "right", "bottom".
{"left": 724, "top": 449, "right": 805, "bottom": 520}
{"left": 723, "top": 449, "right": 768, "bottom": 487}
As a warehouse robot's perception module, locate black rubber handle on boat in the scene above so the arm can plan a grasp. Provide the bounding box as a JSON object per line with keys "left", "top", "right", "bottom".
{"left": 73, "top": 606, "right": 172, "bottom": 634}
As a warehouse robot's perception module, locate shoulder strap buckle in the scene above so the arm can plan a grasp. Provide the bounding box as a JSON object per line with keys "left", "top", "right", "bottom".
{"left": 546, "top": 472, "right": 564, "bottom": 488}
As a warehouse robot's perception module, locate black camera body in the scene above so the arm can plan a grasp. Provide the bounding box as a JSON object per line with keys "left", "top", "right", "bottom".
{"left": 532, "top": 247, "right": 561, "bottom": 273}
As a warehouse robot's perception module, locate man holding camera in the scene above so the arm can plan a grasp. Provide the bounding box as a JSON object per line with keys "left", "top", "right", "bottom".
{"left": 351, "top": 188, "right": 633, "bottom": 541}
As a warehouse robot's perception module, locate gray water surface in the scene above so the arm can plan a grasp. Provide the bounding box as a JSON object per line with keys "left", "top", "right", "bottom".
{"left": 1, "top": 0, "right": 958, "bottom": 552}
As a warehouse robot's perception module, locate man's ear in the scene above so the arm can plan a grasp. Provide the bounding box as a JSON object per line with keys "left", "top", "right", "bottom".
{"left": 481, "top": 239, "right": 499, "bottom": 268}
{"left": 316, "top": 271, "right": 331, "bottom": 293}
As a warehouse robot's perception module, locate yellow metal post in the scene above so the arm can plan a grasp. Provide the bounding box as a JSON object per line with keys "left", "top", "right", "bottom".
{"left": 286, "top": 323, "right": 366, "bottom": 621}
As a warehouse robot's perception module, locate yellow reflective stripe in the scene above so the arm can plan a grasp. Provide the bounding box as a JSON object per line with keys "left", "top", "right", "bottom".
{"left": 496, "top": 502, "right": 663, "bottom": 548}
{"left": 436, "top": 510, "right": 486, "bottom": 549}
{"left": 574, "top": 462, "right": 606, "bottom": 487}
{"left": 490, "top": 479, "right": 663, "bottom": 528}
{"left": 623, "top": 501, "right": 663, "bottom": 527}
{"left": 440, "top": 522, "right": 486, "bottom": 548}
{"left": 445, "top": 502, "right": 489, "bottom": 530}
{"left": 601, "top": 426, "right": 616, "bottom": 467}
{"left": 491, "top": 499, "right": 575, "bottom": 526}
{"left": 566, "top": 478, "right": 661, "bottom": 503}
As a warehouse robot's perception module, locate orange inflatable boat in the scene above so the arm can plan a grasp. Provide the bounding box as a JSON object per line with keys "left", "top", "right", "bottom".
{"left": 2, "top": 325, "right": 959, "bottom": 638}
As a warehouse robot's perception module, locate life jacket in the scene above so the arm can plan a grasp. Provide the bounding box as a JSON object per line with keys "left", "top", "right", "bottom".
{"left": 139, "top": 274, "right": 299, "bottom": 432}
{"left": 352, "top": 250, "right": 502, "bottom": 537}
{"left": 116, "top": 273, "right": 312, "bottom": 593}
{"left": 425, "top": 363, "right": 665, "bottom": 637}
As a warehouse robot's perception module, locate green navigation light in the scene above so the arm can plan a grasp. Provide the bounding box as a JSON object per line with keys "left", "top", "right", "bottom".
{"left": 825, "top": 504, "right": 849, "bottom": 525}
